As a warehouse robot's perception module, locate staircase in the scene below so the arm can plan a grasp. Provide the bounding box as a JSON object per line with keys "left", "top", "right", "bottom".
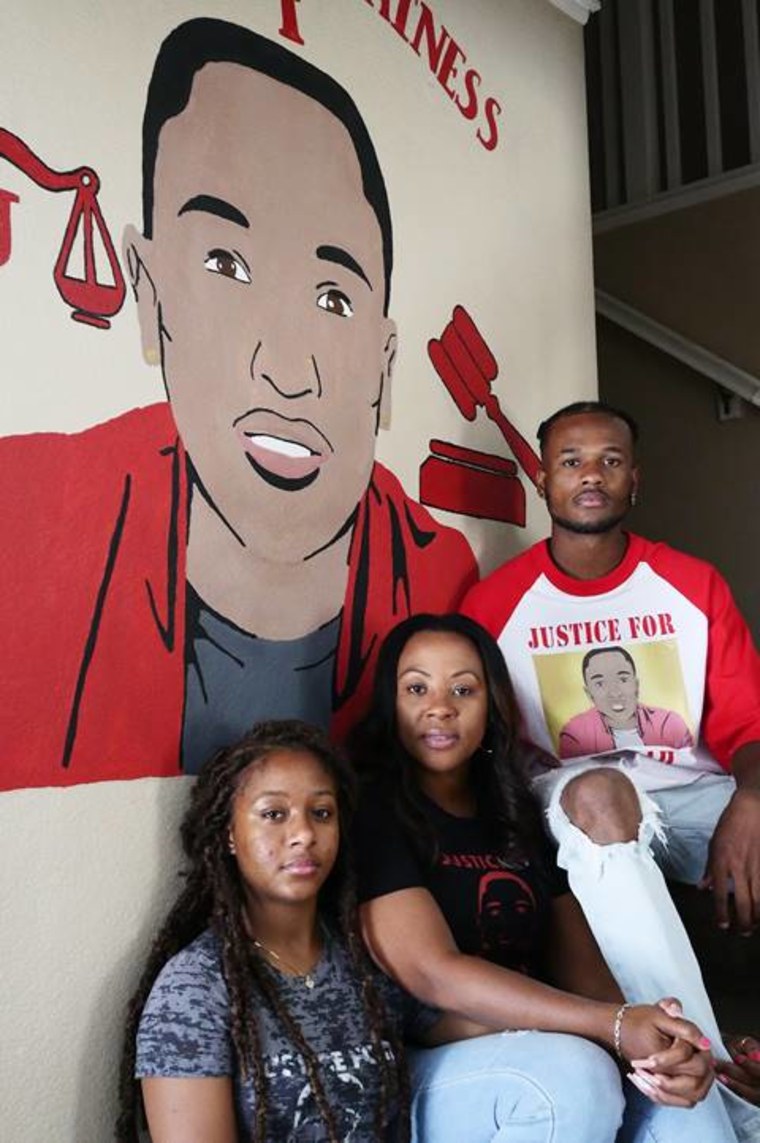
{"left": 586, "top": 0, "right": 760, "bottom": 405}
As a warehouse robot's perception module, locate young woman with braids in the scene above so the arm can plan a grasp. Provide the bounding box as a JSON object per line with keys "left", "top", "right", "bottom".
{"left": 116, "top": 719, "right": 477, "bottom": 1143}
{"left": 350, "top": 614, "right": 743, "bottom": 1143}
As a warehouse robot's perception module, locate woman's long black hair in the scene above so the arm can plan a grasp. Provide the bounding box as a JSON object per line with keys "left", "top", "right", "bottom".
{"left": 116, "top": 719, "right": 408, "bottom": 1143}
{"left": 350, "top": 613, "right": 547, "bottom": 865}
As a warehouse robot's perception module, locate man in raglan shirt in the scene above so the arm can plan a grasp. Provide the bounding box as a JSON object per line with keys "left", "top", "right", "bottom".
{"left": 462, "top": 401, "right": 760, "bottom": 1123}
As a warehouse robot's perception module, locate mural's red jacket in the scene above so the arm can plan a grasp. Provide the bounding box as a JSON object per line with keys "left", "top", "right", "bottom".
{"left": 1, "top": 404, "right": 477, "bottom": 791}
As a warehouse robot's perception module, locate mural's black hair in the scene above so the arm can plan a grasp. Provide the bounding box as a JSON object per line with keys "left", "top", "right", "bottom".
{"left": 536, "top": 401, "right": 639, "bottom": 454}
{"left": 141, "top": 17, "right": 393, "bottom": 313}
{"left": 115, "top": 719, "right": 408, "bottom": 1143}
{"left": 350, "top": 613, "right": 546, "bottom": 865}
{"left": 582, "top": 644, "right": 637, "bottom": 679}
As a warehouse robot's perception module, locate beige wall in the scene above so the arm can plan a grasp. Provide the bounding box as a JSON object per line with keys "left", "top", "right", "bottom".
{"left": 1, "top": 780, "right": 192, "bottom": 1141}
{"left": 0, "top": 2, "right": 597, "bottom": 1138}
{"left": 597, "top": 316, "right": 760, "bottom": 638}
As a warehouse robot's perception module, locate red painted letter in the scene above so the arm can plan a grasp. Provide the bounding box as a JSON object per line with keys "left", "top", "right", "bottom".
{"left": 0, "top": 189, "right": 20, "bottom": 266}
{"left": 279, "top": 0, "right": 304, "bottom": 45}
{"left": 455, "top": 67, "right": 482, "bottom": 121}
{"left": 477, "top": 96, "right": 502, "bottom": 152}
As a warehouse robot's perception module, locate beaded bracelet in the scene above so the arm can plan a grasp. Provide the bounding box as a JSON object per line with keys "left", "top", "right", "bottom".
{"left": 613, "top": 1002, "right": 632, "bottom": 1061}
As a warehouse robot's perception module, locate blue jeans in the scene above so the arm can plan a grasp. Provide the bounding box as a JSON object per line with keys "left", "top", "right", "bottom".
{"left": 408, "top": 1031, "right": 741, "bottom": 1143}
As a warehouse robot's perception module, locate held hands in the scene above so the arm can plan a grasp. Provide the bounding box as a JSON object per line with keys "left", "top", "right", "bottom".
{"left": 616, "top": 998, "right": 714, "bottom": 1108}
{"left": 704, "top": 788, "right": 760, "bottom": 934}
{"left": 717, "top": 1034, "right": 760, "bottom": 1105}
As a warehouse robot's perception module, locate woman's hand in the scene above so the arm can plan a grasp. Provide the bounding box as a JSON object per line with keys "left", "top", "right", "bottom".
{"left": 612, "top": 1001, "right": 713, "bottom": 1106}
{"left": 717, "top": 1034, "right": 760, "bottom": 1105}
{"left": 628, "top": 1036, "right": 714, "bottom": 1108}
{"left": 616, "top": 999, "right": 713, "bottom": 1108}
{"left": 616, "top": 1001, "right": 711, "bottom": 1065}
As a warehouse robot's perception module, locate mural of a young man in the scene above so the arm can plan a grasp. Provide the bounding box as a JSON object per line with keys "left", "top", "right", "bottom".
{"left": 559, "top": 646, "right": 694, "bottom": 759}
{"left": 0, "top": 18, "right": 476, "bottom": 788}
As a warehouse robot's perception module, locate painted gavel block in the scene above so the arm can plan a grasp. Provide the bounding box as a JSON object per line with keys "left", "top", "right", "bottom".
{"left": 420, "top": 438, "right": 526, "bottom": 526}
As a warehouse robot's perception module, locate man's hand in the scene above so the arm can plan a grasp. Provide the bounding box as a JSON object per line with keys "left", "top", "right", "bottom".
{"left": 703, "top": 742, "right": 760, "bottom": 933}
{"left": 717, "top": 1034, "right": 760, "bottom": 1105}
{"left": 706, "top": 787, "right": 760, "bottom": 934}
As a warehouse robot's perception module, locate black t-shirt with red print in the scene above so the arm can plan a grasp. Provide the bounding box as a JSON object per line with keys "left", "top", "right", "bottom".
{"left": 354, "top": 785, "right": 568, "bottom": 979}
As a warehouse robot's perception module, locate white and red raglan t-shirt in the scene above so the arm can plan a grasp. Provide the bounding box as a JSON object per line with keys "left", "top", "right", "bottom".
{"left": 462, "top": 534, "right": 760, "bottom": 791}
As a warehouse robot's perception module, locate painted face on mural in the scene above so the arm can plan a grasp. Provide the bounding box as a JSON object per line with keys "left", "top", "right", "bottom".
{"left": 128, "top": 63, "right": 396, "bottom": 562}
{"left": 583, "top": 648, "right": 639, "bottom": 728}
{"left": 537, "top": 413, "right": 639, "bottom": 536}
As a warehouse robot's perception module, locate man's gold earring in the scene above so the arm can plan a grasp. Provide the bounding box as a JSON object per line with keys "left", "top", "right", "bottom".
{"left": 143, "top": 346, "right": 160, "bottom": 366}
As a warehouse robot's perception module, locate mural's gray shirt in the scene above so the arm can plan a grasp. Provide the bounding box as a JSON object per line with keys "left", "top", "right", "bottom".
{"left": 182, "top": 591, "right": 339, "bottom": 773}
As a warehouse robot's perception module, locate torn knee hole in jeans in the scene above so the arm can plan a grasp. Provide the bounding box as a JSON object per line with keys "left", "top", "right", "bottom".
{"left": 547, "top": 780, "right": 667, "bottom": 875}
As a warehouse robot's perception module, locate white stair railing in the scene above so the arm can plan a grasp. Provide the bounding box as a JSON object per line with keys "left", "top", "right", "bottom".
{"left": 595, "top": 289, "right": 760, "bottom": 407}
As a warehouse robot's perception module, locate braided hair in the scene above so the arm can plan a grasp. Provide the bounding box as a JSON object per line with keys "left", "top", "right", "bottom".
{"left": 116, "top": 719, "right": 408, "bottom": 1142}
{"left": 350, "top": 614, "right": 547, "bottom": 866}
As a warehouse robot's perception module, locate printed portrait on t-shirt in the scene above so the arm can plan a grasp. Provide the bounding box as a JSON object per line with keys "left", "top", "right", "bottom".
{"left": 476, "top": 870, "right": 538, "bottom": 972}
{"left": 532, "top": 640, "right": 695, "bottom": 760}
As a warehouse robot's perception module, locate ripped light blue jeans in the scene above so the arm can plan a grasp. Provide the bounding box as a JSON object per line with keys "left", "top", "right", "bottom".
{"left": 409, "top": 1030, "right": 740, "bottom": 1142}
{"left": 535, "top": 764, "right": 760, "bottom": 1143}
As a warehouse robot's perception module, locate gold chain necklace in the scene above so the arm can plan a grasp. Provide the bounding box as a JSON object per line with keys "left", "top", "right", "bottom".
{"left": 252, "top": 938, "right": 319, "bottom": 989}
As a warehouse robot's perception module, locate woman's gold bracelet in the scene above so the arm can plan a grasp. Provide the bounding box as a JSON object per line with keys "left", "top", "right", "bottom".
{"left": 613, "top": 1002, "right": 632, "bottom": 1061}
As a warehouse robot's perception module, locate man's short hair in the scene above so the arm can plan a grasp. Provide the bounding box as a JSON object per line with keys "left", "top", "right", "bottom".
{"left": 536, "top": 401, "right": 639, "bottom": 454}
{"left": 581, "top": 645, "right": 637, "bottom": 680}
{"left": 142, "top": 17, "right": 394, "bottom": 313}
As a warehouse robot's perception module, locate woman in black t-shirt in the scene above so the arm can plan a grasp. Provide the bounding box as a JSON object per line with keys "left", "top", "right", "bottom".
{"left": 351, "top": 614, "right": 739, "bottom": 1143}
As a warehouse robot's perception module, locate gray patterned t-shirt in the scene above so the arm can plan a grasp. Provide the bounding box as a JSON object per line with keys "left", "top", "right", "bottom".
{"left": 135, "top": 929, "right": 435, "bottom": 1141}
